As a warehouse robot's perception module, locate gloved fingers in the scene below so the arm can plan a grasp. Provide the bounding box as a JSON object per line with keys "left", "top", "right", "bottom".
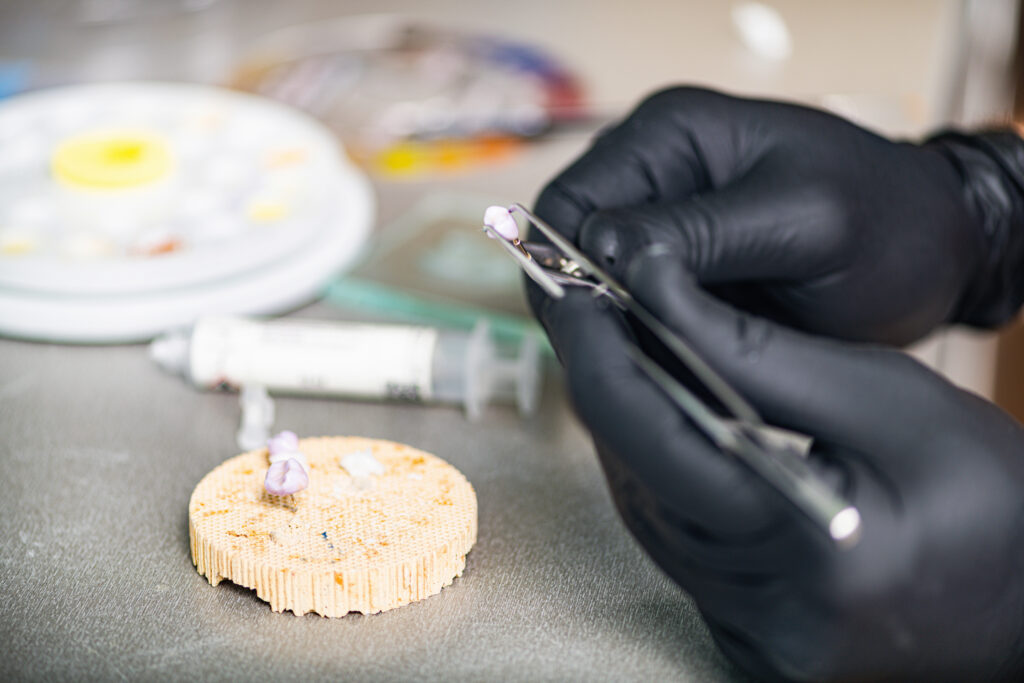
{"left": 605, "top": 463, "right": 807, "bottom": 576}
{"left": 540, "top": 287, "right": 787, "bottom": 537}
{"left": 533, "top": 87, "right": 754, "bottom": 245}
{"left": 624, "top": 248, "right": 939, "bottom": 457}
{"left": 575, "top": 169, "right": 848, "bottom": 285}
{"left": 601, "top": 448, "right": 837, "bottom": 640}
{"left": 703, "top": 613, "right": 799, "bottom": 683}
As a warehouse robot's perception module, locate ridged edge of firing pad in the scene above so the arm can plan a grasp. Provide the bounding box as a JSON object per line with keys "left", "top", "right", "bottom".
{"left": 188, "top": 436, "right": 477, "bottom": 616}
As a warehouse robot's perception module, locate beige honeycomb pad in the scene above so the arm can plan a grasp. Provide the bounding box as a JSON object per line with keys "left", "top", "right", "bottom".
{"left": 189, "top": 436, "right": 477, "bottom": 616}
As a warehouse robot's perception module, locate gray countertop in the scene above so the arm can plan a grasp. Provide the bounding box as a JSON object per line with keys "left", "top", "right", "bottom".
{"left": 0, "top": 322, "right": 747, "bottom": 681}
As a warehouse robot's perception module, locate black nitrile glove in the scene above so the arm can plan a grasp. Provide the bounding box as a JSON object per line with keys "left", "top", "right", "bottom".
{"left": 533, "top": 87, "right": 1024, "bottom": 346}
{"left": 536, "top": 249, "right": 1024, "bottom": 682}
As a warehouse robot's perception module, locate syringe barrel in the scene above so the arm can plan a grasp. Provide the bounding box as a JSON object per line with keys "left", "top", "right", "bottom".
{"left": 157, "top": 316, "right": 439, "bottom": 400}
{"left": 151, "top": 316, "right": 538, "bottom": 418}
{"left": 431, "top": 329, "right": 476, "bottom": 405}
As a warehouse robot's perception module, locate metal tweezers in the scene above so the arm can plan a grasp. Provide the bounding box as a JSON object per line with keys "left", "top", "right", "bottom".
{"left": 484, "top": 203, "right": 862, "bottom": 548}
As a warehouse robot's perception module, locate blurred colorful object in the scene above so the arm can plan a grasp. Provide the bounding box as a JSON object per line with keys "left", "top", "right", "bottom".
{"left": 0, "top": 82, "right": 373, "bottom": 342}
{"left": 231, "top": 15, "right": 585, "bottom": 177}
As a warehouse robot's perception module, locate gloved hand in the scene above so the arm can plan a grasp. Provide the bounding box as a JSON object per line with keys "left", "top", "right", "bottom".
{"left": 533, "top": 87, "right": 1024, "bottom": 346}
{"left": 536, "top": 249, "right": 1024, "bottom": 682}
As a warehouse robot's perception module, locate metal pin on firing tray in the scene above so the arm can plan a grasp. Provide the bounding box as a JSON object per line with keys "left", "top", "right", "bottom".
{"left": 482, "top": 203, "right": 862, "bottom": 548}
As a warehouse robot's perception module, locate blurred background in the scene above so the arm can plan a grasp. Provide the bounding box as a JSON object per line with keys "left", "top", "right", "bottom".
{"left": 0, "top": 0, "right": 1022, "bottom": 409}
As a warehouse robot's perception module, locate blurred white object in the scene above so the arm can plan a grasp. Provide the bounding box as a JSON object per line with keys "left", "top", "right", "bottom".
{"left": 0, "top": 82, "right": 374, "bottom": 343}
{"left": 731, "top": 2, "right": 793, "bottom": 62}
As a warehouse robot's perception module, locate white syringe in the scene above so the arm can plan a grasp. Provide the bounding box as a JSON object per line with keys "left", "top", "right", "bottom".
{"left": 150, "top": 315, "right": 541, "bottom": 421}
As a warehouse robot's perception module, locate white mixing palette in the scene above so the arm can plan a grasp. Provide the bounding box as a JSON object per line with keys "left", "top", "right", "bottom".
{"left": 0, "top": 83, "right": 374, "bottom": 342}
